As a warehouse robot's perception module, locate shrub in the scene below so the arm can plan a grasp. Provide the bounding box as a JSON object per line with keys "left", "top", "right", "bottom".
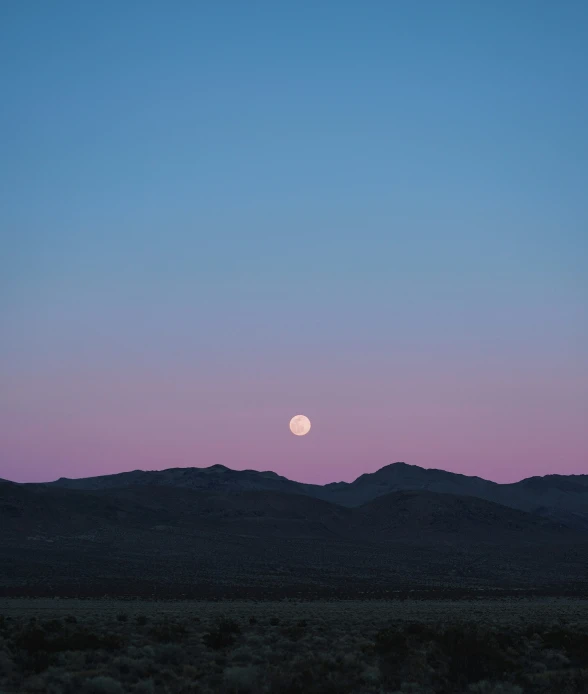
{"left": 15, "top": 625, "right": 125, "bottom": 654}
{"left": 468, "top": 682, "right": 524, "bottom": 694}
{"left": 154, "top": 643, "right": 185, "bottom": 666}
{"left": 540, "top": 627, "right": 588, "bottom": 666}
{"left": 116, "top": 613, "right": 128, "bottom": 623}
{"left": 134, "top": 680, "right": 155, "bottom": 694}
{"left": 224, "top": 665, "right": 259, "bottom": 693}
{"left": 148, "top": 621, "right": 187, "bottom": 643}
{"left": 82, "top": 675, "right": 125, "bottom": 694}
{"left": 374, "top": 626, "right": 410, "bottom": 658}
{"left": 0, "top": 650, "right": 13, "bottom": 675}
{"left": 15, "top": 627, "right": 48, "bottom": 654}
{"left": 42, "top": 619, "right": 63, "bottom": 633}
{"left": 282, "top": 623, "right": 306, "bottom": 641}
{"left": 431, "top": 624, "right": 518, "bottom": 689}
{"left": 18, "top": 649, "right": 51, "bottom": 674}
{"left": 203, "top": 617, "right": 241, "bottom": 650}
{"left": 218, "top": 617, "right": 241, "bottom": 635}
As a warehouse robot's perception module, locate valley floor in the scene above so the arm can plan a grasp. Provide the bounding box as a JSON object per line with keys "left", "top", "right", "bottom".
{"left": 1, "top": 598, "right": 587, "bottom": 693}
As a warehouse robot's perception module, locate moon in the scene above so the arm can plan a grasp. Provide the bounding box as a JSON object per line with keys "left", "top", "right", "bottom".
{"left": 289, "top": 414, "right": 311, "bottom": 436}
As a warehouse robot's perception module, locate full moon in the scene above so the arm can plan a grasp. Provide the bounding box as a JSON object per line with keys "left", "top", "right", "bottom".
{"left": 289, "top": 414, "right": 311, "bottom": 436}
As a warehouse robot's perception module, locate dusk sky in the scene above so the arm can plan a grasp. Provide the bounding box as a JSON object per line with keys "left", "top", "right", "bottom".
{"left": 1, "top": 1, "right": 586, "bottom": 485}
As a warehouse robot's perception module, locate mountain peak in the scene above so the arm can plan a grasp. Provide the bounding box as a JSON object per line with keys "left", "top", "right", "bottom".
{"left": 204, "top": 464, "right": 230, "bottom": 473}
{"left": 379, "top": 461, "right": 411, "bottom": 470}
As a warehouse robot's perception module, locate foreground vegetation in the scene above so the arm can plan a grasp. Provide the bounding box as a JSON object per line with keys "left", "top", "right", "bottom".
{"left": 1, "top": 598, "right": 587, "bottom": 693}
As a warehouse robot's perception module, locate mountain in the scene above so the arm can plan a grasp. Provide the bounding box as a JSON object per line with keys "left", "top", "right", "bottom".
{"left": 353, "top": 489, "right": 577, "bottom": 542}
{"left": 0, "top": 478, "right": 347, "bottom": 541}
{"left": 2, "top": 476, "right": 588, "bottom": 598}
{"left": 323, "top": 462, "right": 497, "bottom": 506}
{"left": 47, "top": 464, "right": 325, "bottom": 497}
{"left": 43, "top": 461, "right": 588, "bottom": 530}
{"left": 499, "top": 474, "right": 588, "bottom": 530}
{"left": 324, "top": 463, "right": 588, "bottom": 531}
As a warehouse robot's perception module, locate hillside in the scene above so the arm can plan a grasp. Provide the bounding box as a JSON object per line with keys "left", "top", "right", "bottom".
{"left": 41, "top": 461, "right": 588, "bottom": 530}
{"left": 2, "top": 477, "right": 587, "bottom": 598}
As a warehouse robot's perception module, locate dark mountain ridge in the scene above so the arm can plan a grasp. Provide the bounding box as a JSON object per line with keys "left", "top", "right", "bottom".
{"left": 2, "top": 475, "right": 588, "bottom": 597}
{"left": 27, "top": 460, "right": 588, "bottom": 530}
{"left": 1, "top": 479, "right": 581, "bottom": 544}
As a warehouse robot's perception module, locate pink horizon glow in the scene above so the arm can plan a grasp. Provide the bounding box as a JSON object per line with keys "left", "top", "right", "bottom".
{"left": 2, "top": 352, "right": 586, "bottom": 486}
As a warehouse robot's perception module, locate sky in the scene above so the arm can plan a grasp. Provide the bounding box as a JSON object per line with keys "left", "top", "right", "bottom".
{"left": 1, "top": 1, "right": 587, "bottom": 485}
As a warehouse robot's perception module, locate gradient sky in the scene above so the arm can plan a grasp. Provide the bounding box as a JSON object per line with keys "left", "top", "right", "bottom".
{"left": 1, "top": 1, "right": 587, "bottom": 485}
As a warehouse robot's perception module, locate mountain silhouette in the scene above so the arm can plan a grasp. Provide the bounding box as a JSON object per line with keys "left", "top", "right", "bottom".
{"left": 1, "top": 464, "right": 588, "bottom": 598}
{"left": 41, "top": 461, "right": 588, "bottom": 530}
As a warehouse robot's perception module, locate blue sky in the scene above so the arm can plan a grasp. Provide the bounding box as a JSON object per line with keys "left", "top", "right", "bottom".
{"left": 1, "top": 1, "right": 586, "bottom": 484}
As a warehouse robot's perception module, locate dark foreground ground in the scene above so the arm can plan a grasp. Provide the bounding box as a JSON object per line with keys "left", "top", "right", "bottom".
{"left": 1, "top": 598, "right": 587, "bottom": 694}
